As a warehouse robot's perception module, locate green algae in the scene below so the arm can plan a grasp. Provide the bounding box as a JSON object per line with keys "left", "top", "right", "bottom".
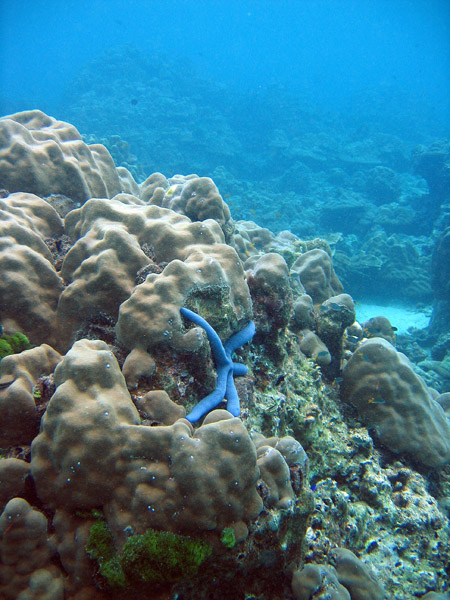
{"left": 86, "top": 516, "right": 212, "bottom": 590}
{"left": 0, "top": 332, "right": 33, "bottom": 361}
{"left": 220, "top": 527, "right": 236, "bottom": 549}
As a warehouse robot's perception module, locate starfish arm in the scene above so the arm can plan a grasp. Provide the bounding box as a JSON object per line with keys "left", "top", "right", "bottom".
{"left": 232, "top": 362, "right": 248, "bottom": 377}
{"left": 224, "top": 321, "right": 256, "bottom": 354}
{"left": 186, "top": 388, "right": 225, "bottom": 422}
{"left": 225, "top": 371, "right": 241, "bottom": 416}
{"left": 186, "top": 364, "right": 229, "bottom": 422}
{"left": 180, "top": 307, "right": 229, "bottom": 366}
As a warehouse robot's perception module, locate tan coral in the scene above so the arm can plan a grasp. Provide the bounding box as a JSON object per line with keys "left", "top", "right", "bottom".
{"left": 57, "top": 194, "right": 250, "bottom": 360}
{"left": 0, "top": 344, "right": 62, "bottom": 446}
{"left": 234, "top": 220, "right": 276, "bottom": 260}
{"left": 256, "top": 445, "right": 294, "bottom": 509}
{"left": 30, "top": 340, "right": 263, "bottom": 542}
{"left": 341, "top": 337, "right": 450, "bottom": 467}
{"left": 0, "top": 193, "right": 64, "bottom": 343}
{"left": 292, "top": 563, "right": 350, "bottom": 600}
{"left": 0, "top": 497, "right": 63, "bottom": 600}
{"left": 116, "top": 242, "right": 252, "bottom": 384}
{"left": 0, "top": 192, "right": 64, "bottom": 238}
{"left": 246, "top": 252, "right": 293, "bottom": 363}
{"left": 139, "top": 171, "right": 168, "bottom": 204}
{"left": 116, "top": 166, "right": 141, "bottom": 197}
{"left": 291, "top": 294, "right": 315, "bottom": 332}
{"left": 291, "top": 248, "right": 343, "bottom": 304}
{"left": 135, "top": 390, "right": 187, "bottom": 425}
{"left": 16, "top": 568, "right": 64, "bottom": 600}
{"left": 299, "top": 330, "right": 331, "bottom": 366}
{"left": 0, "top": 110, "right": 121, "bottom": 202}
{"left": 142, "top": 174, "right": 233, "bottom": 241}
{"left": 57, "top": 196, "right": 228, "bottom": 348}
{"left": 331, "top": 548, "right": 384, "bottom": 600}
{"left": 0, "top": 458, "right": 30, "bottom": 511}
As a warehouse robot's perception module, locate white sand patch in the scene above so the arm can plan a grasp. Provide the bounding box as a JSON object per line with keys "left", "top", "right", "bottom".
{"left": 356, "top": 303, "right": 432, "bottom": 334}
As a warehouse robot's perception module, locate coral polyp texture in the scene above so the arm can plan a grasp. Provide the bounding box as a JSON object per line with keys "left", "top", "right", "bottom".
{"left": 0, "top": 110, "right": 449, "bottom": 599}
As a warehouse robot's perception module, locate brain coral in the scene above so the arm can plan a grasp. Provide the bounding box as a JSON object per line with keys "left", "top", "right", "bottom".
{"left": 0, "top": 110, "right": 121, "bottom": 202}
{"left": 31, "top": 339, "right": 263, "bottom": 541}
{"left": 341, "top": 337, "right": 450, "bottom": 467}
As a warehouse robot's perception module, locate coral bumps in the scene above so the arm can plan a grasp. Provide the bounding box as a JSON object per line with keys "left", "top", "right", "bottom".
{"left": 31, "top": 339, "right": 263, "bottom": 534}
{"left": 0, "top": 110, "right": 121, "bottom": 201}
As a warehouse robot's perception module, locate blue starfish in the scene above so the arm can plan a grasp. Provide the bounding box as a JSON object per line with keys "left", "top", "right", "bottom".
{"left": 180, "top": 307, "right": 255, "bottom": 422}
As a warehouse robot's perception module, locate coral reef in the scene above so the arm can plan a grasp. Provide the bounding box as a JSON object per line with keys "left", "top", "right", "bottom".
{"left": 1, "top": 110, "right": 449, "bottom": 599}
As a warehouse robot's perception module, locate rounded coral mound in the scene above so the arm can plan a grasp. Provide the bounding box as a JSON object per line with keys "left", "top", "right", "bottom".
{"left": 0, "top": 110, "right": 121, "bottom": 202}
{"left": 341, "top": 337, "right": 450, "bottom": 467}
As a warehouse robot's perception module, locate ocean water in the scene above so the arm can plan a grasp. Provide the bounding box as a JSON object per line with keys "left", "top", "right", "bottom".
{"left": 1, "top": 1, "right": 450, "bottom": 599}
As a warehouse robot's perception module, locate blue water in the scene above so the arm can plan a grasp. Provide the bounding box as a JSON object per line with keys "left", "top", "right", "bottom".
{"left": 1, "top": 0, "right": 449, "bottom": 121}
{"left": 1, "top": 3, "right": 450, "bottom": 598}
